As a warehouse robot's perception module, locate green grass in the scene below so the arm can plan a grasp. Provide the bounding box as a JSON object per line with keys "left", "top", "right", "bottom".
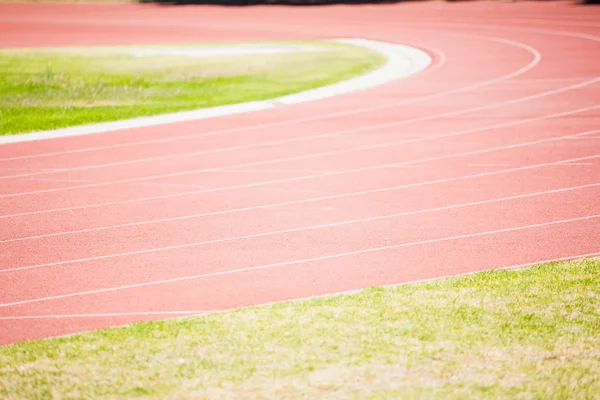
{"left": 0, "top": 41, "right": 385, "bottom": 135}
{"left": 1, "top": 258, "right": 599, "bottom": 399}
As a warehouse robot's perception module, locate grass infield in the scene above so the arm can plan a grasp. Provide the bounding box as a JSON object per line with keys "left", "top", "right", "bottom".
{"left": 0, "top": 41, "right": 385, "bottom": 135}
{"left": 1, "top": 258, "right": 598, "bottom": 398}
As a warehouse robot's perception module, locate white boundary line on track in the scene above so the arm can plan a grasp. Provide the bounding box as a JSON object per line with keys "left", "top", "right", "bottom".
{"left": 0, "top": 310, "right": 215, "bottom": 320}
{"left": 3, "top": 126, "right": 599, "bottom": 244}
{"left": 0, "top": 38, "right": 432, "bottom": 145}
{"left": 3, "top": 151, "right": 600, "bottom": 274}
{"left": 2, "top": 212, "right": 599, "bottom": 308}
{"left": 501, "top": 18, "right": 600, "bottom": 28}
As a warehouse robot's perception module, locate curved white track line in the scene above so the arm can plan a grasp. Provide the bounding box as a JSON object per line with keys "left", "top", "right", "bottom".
{"left": 0, "top": 38, "right": 432, "bottom": 145}
{"left": 0, "top": 310, "right": 214, "bottom": 320}
{"left": 404, "top": 21, "right": 600, "bottom": 44}
{"left": 505, "top": 18, "right": 600, "bottom": 28}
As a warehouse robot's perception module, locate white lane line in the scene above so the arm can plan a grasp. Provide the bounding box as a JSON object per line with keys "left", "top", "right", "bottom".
{"left": 378, "top": 164, "right": 425, "bottom": 168}
{"left": 0, "top": 310, "right": 216, "bottom": 320}
{"left": 504, "top": 18, "right": 600, "bottom": 28}
{"left": 218, "top": 168, "right": 339, "bottom": 174}
{"left": 508, "top": 77, "right": 598, "bottom": 83}
{"left": 271, "top": 206, "right": 336, "bottom": 211}
{"left": 556, "top": 162, "right": 595, "bottom": 166}
{"left": 245, "top": 187, "right": 326, "bottom": 194}
{"left": 2, "top": 128, "right": 599, "bottom": 244}
{"left": 564, "top": 136, "right": 600, "bottom": 140}
{"left": 135, "top": 181, "right": 208, "bottom": 189}
{"left": 1, "top": 105, "right": 597, "bottom": 218}
{"left": 2, "top": 213, "right": 598, "bottom": 309}
{"left": 111, "top": 180, "right": 324, "bottom": 193}
{"left": 402, "top": 21, "right": 600, "bottom": 43}
{"left": 23, "top": 177, "right": 89, "bottom": 184}
{"left": 0, "top": 38, "right": 432, "bottom": 145}
{"left": 0, "top": 167, "right": 60, "bottom": 172}
{"left": 0, "top": 42, "right": 544, "bottom": 184}
{"left": 2, "top": 155, "right": 599, "bottom": 273}
{"left": 467, "top": 164, "right": 511, "bottom": 167}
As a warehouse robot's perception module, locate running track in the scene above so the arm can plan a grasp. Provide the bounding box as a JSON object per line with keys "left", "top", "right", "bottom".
{"left": 1, "top": 1, "right": 599, "bottom": 345}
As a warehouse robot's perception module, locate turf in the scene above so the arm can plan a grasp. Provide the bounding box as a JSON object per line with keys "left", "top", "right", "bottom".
{"left": 1, "top": 258, "right": 599, "bottom": 398}
{"left": 0, "top": 41, "right": 385, "bottom": 135}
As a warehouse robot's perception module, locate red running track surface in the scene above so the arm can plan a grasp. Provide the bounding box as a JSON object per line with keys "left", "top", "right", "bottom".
{"left": 0, "top": 1, "right": 599, "bottom": 345}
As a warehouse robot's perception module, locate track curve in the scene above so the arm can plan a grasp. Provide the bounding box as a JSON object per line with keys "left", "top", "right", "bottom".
{"left": 0, "top": 0, "right": 599, "bottom": 345}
